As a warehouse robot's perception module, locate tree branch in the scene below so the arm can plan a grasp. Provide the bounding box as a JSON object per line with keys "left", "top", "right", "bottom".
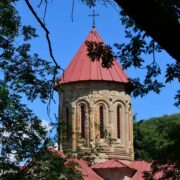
{"left": 25, "top": 0, "right": 64, "bottom": 71}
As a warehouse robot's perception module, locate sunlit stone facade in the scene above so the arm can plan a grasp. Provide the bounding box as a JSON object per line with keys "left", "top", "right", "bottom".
{"left": 57, "top": 81, "right": 134, "bottom": 161}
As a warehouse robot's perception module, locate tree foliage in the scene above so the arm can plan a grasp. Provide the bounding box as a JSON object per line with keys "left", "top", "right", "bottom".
{"left": 0, "top": 0, "right": 58, "bottom": 178}
{"left": 0, "top": 0, "right": 179, "bottom": 178}
{"left": 14, "top": 149, "right": 83, "bottom": 180}
{"left": 0, "top": 92, "right": 48, "bottom": 178}
{"left": 0, "top": 1, "right": 82, "bottom": 178}
{"left": 134, "top": 114, "right": 180, "bottom": 179}
{"left": 0, "top": 0, "right": 55, "bottom": 102}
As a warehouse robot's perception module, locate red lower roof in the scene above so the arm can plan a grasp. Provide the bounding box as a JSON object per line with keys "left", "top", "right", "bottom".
{"left": 130, "top": 161, "right": 151, "bottom": 180}
{"left": 77, "top": 159, "right": 103, "bottom": 180}
{"left": 130, "top": 160, "right": 163, "bottom": 180}
{"left": 58, "top": 28, "right": 128, "bottom": 85}
{"left": 92, "top": 159, "right": 136, "bottom": 171}
{"left": 48, "top": 149, "right": 163, "bottom": 180}
{"left": 49, "top": 148, "right": 102, "bottom": 180}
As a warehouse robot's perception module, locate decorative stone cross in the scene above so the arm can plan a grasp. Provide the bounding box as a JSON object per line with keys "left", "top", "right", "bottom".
{"left": 89, "top": 10, "right": 99, "bottom": 28}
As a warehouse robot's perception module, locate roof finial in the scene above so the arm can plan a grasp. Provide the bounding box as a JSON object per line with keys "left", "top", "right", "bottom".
{"left": 89, "top": 10, "right": 99, "bottom": 28}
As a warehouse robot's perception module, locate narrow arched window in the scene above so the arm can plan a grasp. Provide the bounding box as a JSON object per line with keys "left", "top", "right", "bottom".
{"left": 117, "top": 105, "right": 121, "bottom": 139}
{"left": 66, "top": 108, "right": 69, "bottom": 142}
{"left": 99, "top": 105, "right": 104, "bottom": 138}
{"left": 81, "top": 105, "right": 85, "bottom": 139}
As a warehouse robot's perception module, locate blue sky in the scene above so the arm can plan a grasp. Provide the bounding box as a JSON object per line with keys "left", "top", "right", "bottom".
{"left": 17, "top": 1, "right": 179, "bottom": 122}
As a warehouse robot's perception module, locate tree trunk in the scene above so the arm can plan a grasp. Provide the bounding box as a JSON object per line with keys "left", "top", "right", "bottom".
{"left": 115, "top": 0, "right": 180, "bottom": 61}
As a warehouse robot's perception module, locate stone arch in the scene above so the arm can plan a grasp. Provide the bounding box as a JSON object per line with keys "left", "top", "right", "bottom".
{"left": 94, "top": 98, "right": 111, "bottom": 108}
{"left": 76, "top": 98, "right": 90, "bottom": 107}
{"left": 76, "top": 100, "right": 90, "bottom": 146}
{"left": 113, "top": 96, "right": 127, "bottom": 107}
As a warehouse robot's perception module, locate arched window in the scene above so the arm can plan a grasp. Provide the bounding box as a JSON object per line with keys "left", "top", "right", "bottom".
{"left": 117, "top": 105, "right": 121, "bottom": 139}
{"left": 66, "top": 108, "right": 69, "bottom": 142}
{"left": 81, "top": 105, "right": 85, "bottom": 139}
{"left": 99, "top": 105, "right": 104, "bottom": 138}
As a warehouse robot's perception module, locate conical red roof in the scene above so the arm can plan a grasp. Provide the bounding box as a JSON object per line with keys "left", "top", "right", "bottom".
{"left": 59, "top": 28, "right": 128, "bottom": 84}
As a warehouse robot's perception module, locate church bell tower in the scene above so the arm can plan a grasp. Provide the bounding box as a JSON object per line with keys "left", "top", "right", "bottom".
{"left": 56, "top": 28, "right": 134, "bottom": 162}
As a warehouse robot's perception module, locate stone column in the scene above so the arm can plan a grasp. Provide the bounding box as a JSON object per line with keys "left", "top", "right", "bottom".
{"left": 71, "top": 106, "right": 76, "bottom": 152}
{"left": 89, "top": 107, "right": 94, "bottom": 143}
{"left": 58, "top": 102, "right": 61, "bottom": 150}
{"left": 85, "top": 110, "right": 90, "bottom": 147}
{"left": 130, "top": 109, "right": 134, "bottom": 147}
{"left": 125, "top": 106, "right": 129, "bottom": 153}
{"left": 58, "top": 92, "right": 63, "bottom": 151}
{"left": 121, "top": 106, "right": 125, "bottom": 146}
{"left": 109, "top": 106, "right": 113, "bottom": 139}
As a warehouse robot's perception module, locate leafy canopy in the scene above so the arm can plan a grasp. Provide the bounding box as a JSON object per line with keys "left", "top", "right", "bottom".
{"left": 0, "top": 0, "right": 179, "bottom": 178}
{"left": 134, "top": 114, "right": 180, "bottom": 179}
{"left": 0, "top": 0, "right": 56, "bottom": 178}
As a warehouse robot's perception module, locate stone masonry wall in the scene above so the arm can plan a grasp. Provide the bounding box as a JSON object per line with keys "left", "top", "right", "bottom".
{"left": 58, "top": 81, "right": 134, "bottom": 161}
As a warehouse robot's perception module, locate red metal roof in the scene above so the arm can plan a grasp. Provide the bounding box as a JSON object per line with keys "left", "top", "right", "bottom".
{"left": 92, "top": 159, "right": 136, "bottom": 171}
{"left": 130, "top": 161, "right": 163, "bottom": 180}
{"left": 59, "top": 28, "right": 128, "bottom": 84}
{"left": 49, "top": 148, "right": 103, "bottom": 180}
{"left": 130, "top": 161, "right": 151, "bottom": 180}
{"left": 41, "top": 149, "right": 164, "bottom": 179}
{"left": 77, "top": 159, "right": 103, "bottom": 180}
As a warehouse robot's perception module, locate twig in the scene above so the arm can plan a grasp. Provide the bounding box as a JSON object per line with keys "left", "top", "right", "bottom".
{"left": 38, "top": 0, "right": 43, "bottom": 8}
{"left": 71, "top": 0, "right": 75, "bottom": 22}
{"left": 47, "top": 68, "right": 57, "bottom": 122}
{"left": 43, "top": 0, "right": 48, "bottom": 24}
{"left": 37, "top": 0, "right": 48, "bottom": 23}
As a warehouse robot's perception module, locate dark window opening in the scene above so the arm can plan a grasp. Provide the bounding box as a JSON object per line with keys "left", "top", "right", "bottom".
{"left": 117, "top": 105, "right": 121, "bottom": 139}
{"left": 99, "top": 105, "right": 104, "bottom": 138}
{"left": 81, "top": 105, "right": 85, "bottom": 139}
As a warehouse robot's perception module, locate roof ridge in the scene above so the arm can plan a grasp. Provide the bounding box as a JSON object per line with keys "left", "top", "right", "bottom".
{"left": 68, "top": 41, "right": 86, "bottom": 81}
{"left": 77, "top": 42, "right": 88, "bottom": 80}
